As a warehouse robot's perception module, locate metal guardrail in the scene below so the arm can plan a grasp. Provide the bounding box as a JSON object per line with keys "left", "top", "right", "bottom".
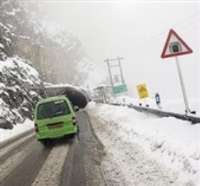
{"left": 110, "top": 103, "right": 200, "bottom": 124}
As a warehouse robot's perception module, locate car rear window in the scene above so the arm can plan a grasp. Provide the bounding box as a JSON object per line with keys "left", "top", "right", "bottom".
{"left": 37, "top": 99, "right": 71, "bottom": 119}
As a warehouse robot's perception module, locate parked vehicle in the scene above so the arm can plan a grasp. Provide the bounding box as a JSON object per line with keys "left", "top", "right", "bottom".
{"left": 34, "top": 96, "right": 78, "bottom": 145}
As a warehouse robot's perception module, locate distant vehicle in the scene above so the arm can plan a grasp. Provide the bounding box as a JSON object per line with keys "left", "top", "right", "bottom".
{"left": 34, "top": 96, "right": 78, "bottom": 145}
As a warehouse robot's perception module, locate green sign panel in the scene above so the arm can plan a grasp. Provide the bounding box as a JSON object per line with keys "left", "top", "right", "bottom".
{"left": 113, "top": 84, "right": 128, "bottom": 94}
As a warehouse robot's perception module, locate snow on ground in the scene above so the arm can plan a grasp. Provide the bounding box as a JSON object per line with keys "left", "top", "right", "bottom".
{"left": 0, "top": 119, "right": 34, "bottom": 143}
{"left": 44, "top": 82, "right": 82, "bottom": 91}
{"left": 162, "top": 99, "right": 200, "bottom": 115}
{"left": 87, "top": 102, "right": 200, "bottom": 186}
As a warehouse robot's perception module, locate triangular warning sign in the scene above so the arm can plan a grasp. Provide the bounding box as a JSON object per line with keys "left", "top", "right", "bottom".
{"left": 161, "top": 29, "right": 193, "bottom": 58}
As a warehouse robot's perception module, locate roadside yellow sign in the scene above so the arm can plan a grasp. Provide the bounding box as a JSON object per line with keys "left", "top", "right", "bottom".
{"left": 137, "top": 84, "right": 149, "bottom": 99}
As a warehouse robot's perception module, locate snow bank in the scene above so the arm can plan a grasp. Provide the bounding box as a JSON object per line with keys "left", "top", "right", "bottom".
{"left": 110, "top": 96, "right": 158, "bottom": 108}
{"left": 0, "top": 119, "right": 34, "bottom": 143}
{"left": 87, "top": 103, "right": 200, "bottom": 185}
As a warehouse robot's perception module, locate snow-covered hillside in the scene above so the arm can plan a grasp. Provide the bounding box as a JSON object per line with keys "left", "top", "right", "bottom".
{"left": 0, "top": 0, "right": 92, "bottom": 131}
{"left": 0, "top": 56, "right": 42, "bottom": 129}
{"left": 0, "top": 1, "right": 44, "bottom": 129}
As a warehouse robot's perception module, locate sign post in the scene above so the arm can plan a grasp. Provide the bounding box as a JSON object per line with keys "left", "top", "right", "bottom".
{"left": 161, "top": 29, "right": 193, "bottom": 114}
{"left": 175, "top": 57, "right": 190, "bottom": 113}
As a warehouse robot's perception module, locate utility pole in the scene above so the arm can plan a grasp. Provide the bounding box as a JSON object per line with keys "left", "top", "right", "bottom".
{"left": 117, "top": 56, "right": 125, "bottom": 84}
{"left": 104, "top": 57, "right": 125, "bottom": 87}
{"left": 105, "top": 58, "right": 114, "bottom": 88}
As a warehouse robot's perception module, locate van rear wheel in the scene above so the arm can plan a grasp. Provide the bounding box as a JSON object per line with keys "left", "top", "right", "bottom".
{"left": 39, "top": 139, "right": 51, "bottom": 147}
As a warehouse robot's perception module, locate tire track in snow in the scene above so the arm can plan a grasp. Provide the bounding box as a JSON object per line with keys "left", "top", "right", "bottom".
{"left": 32, "top": 143, "right": 69, "bottom": 186}
{"left": 0, "top": 140, "right": 52, "bottom": 186}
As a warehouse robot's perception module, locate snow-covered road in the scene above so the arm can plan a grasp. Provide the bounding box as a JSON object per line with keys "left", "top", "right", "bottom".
{"left": 0, "top": 111, "right": 105, "bottom": 186}
{"left": 0, "top": 119, "right": 34, "bottom": 143}
{"left": 87, "top": 103, "right": 200, "bottom": 186}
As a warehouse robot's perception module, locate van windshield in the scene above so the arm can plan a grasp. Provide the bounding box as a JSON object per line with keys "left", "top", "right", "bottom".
{"left": 37, "top": 99, "right": 71, "bottom": 119}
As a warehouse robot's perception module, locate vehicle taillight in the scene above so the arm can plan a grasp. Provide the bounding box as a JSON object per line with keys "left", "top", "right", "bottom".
{"left": 72, "top": 116, "right": 76, "bottom": 125}
{"left": 34, "top": 123, "right": 38, "bottom": 132}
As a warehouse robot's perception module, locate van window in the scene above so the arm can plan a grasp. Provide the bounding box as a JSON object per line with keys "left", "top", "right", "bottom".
{"left": 37, "top": 99, "right": 71, "bottom": 119}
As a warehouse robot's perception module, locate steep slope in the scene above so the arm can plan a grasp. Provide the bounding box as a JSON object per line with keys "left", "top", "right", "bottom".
{"left": 0, "top": 57, "right": 42, "bottom": 129}
{"left": 0, "top": 0, "right": 42, "bottom": 128}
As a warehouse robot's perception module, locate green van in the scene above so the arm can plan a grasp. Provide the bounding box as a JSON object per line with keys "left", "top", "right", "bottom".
{"left": 34, "top": 96, "right": 78, "bottom": 144}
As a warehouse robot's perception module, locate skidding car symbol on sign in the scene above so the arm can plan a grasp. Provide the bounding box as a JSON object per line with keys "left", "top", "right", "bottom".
{"left": 161, "top": 29, "right": 193, "bottom": 58}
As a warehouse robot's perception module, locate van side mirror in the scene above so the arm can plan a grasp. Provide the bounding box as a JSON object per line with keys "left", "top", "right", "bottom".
{"left": 74, "top": 105, "right": 79, "bottom": 112}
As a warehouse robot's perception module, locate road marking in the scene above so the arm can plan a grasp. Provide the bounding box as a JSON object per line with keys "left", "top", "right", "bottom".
{"left": 32, "top": 143, "right": 69, "bottom": 186}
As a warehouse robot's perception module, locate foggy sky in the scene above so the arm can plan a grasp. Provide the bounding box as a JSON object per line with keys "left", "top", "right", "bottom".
{"left": 39, "top": 1, "right": 200, "bottom": 102}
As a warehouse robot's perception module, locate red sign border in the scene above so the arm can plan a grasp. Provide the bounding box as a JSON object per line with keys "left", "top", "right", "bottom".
{"left": 161, "top": 29, "right": 193, "bottom": 58}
